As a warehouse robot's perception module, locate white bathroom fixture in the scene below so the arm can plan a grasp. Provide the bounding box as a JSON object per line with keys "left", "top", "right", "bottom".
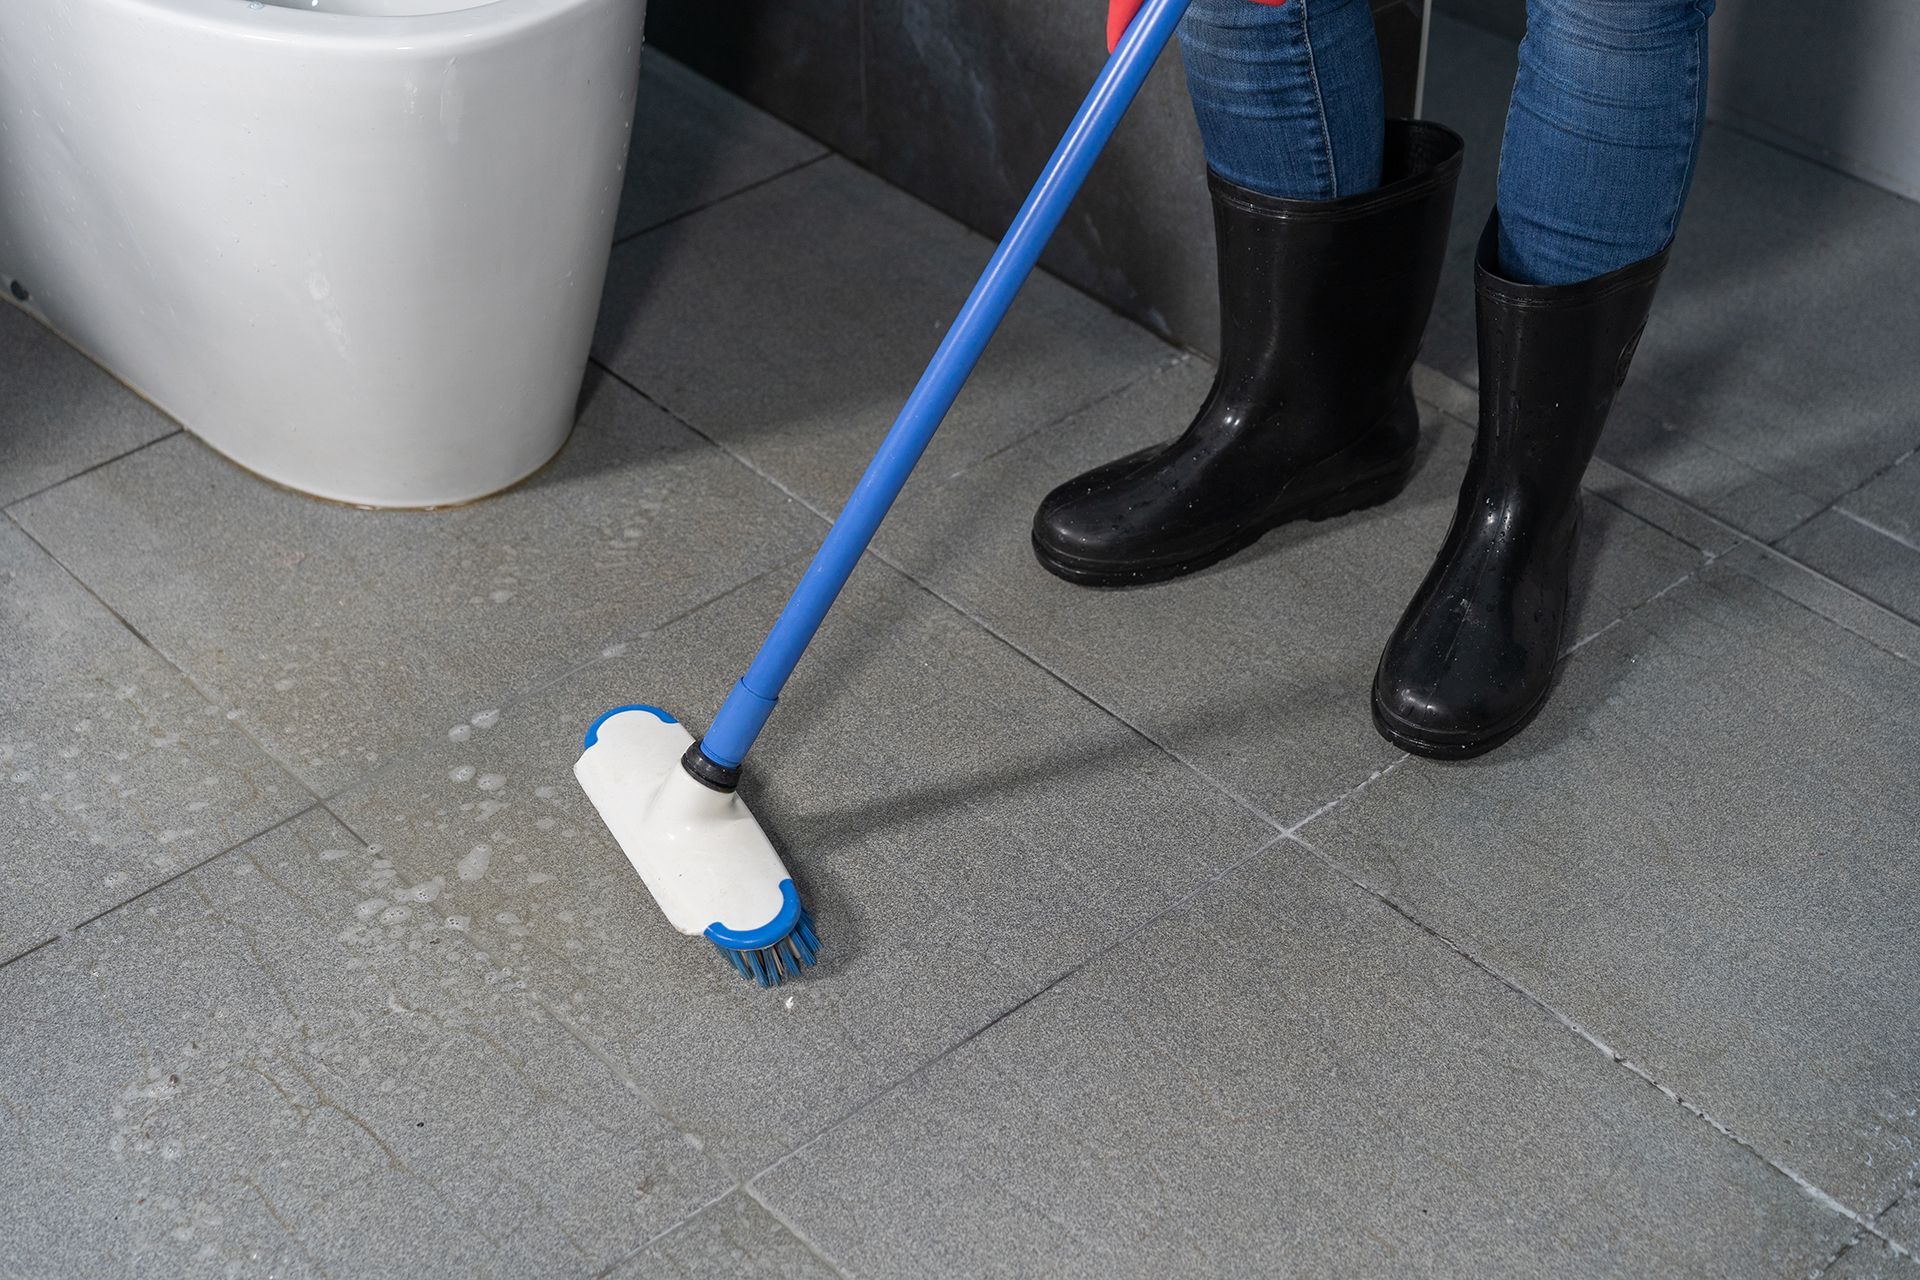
{"left": 0, "top": 0, "right": 646, "bottom": 507}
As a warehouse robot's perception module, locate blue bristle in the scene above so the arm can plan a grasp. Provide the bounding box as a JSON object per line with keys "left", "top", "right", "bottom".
{"left": 711, "top": 911, "right": 821, "bottom": 988}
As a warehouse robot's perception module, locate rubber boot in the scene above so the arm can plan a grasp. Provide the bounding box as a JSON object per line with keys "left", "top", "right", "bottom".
{"left": 1031, "top": 119, "right": 1464, "bottom": 586}
{"left": 1371, "top": 214, "right": 1671, "bottom": 759}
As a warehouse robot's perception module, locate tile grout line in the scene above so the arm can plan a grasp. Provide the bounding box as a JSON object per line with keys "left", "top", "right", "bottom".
{"left": 593, "top": 1181, "right": 858, "bottom": 1279}
{"left": 1736, "top": 556, "right": 1920, "bottom": 671}
{"left": 588, "top": 359, "right": 837, "bottom": 523}
{"left": 1835, "top": 505, "right": 1920, "bottom": 558}
{"left": 742, "top": 1183, "right": 859, "bottom": 1280}
{"left": 1, "top": 429, "right": 182, "bottom": 514}
{"left": 596, "top": 600, "right": 1429, "bottom": 1234}
{"left": 1766, "top": 434, "right": 1920, "bottom": 554}
{"left": 1279, "top": 753, "right": 1411, "bottom": 835}
{"left": 2, "top": 505, "right": 335, "bottom": 956}
{"left": 1582, "top": 477, "right": 1731, "bottom": 558}
{"left": 914, "top": 350, "right": 1194, "bottom": 494}
{"left": 1561, "top": 557, "right": 1716, "bottom": 660}
{"left": 741, "top": 832, "right": 1296, "bottom": 1198}
{"left": 0, "top": 933, "right": 59, "bottom": 973}
{"left": 307, "top": 550, "right": 817, "bottom": 809}
{"left": 590, "top": 1182, "right": 744, "bottom": 1279}
{"left": 3, "top": 506, "right": 328, "bottom": 807}
{"left": 590, "top": 332, "right": 1186, "bottom": 529}
{"left": 597, "top": 833, "right": 1293, "bottom": 1280}
{"left": 1283, "top": 828, "right": 1910, "bottom": 1255}
{"left": 1414, "top": 363, "right": 1920, "bottom": 665}
{"left": 15, "top": 414, "right": 822, "bottom": 814}
{"left": 0, "top": 800, "right": 326, "bottom": 974}
{"left": 604, "top": 342, "right": 1427, "bottom": 847}
{"left": 1807, "top": 1231, "right": 1867, "bottom": 1280}
{"left": 611, "top": 151, "right": 833, "bottom": 248}
{"left": 863, "top": 549, "right": 1292, "bottom": 835}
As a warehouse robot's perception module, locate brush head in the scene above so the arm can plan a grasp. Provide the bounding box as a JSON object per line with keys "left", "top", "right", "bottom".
{"left": 711, "top": 891, "right": 821, "bottom": 987}
{"left": 574, "top": 704, "right": 819, "bottom": 986}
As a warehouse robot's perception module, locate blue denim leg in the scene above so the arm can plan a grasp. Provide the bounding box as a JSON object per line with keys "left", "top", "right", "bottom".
{"left": 1177, "top": 0, "right": 1385, "bottom": 200}
{"left": 1497, "top": 0, "right": 1716, "bottom": 285}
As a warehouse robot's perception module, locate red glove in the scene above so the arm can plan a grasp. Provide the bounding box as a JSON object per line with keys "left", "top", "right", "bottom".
{"left": 1108, "top": 0, "right": 1287, "bottom": 52}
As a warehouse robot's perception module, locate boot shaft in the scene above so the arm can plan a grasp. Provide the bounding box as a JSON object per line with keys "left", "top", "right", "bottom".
{"left": 1470, "top": 213, "right": 1671, "bottom": 513}
{"left": 1210, "top": 120, "right": 1464, "bottom": 431}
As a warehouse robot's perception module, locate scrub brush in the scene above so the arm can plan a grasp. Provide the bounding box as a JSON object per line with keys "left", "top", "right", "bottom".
{"left": 574, "top": 0, "right": 1194, "bottom": 986}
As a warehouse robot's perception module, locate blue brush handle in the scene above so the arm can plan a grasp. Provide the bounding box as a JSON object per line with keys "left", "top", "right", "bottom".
{"left": 699, "top": 0, "right": 1193, "bottom": 769}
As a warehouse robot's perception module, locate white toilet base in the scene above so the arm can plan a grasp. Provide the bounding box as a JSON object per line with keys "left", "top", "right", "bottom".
{"left": 0, "top": 0, "right": 647, "bottom": 509}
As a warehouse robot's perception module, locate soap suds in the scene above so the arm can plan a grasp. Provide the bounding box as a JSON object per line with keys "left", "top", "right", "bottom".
{"left": 457, "top": 845, "right": 493, "bottom": 881}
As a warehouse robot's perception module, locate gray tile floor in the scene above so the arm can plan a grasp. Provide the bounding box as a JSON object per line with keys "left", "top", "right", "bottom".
{"left": 2, "top": 31, "right": 1916, "bottom": 1280}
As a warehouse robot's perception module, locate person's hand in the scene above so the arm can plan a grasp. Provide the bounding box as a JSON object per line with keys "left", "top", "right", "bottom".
{"left": 1107, "top": 0, "right": 1287, "bottom": 52}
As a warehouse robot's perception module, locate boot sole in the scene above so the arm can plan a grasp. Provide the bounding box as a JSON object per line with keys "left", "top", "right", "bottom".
{"left": 1368, "top": 678, "right": 1551, "bottom": 761}
{"left": 1032, "top": 449, "right": 1418, "bottom": 589}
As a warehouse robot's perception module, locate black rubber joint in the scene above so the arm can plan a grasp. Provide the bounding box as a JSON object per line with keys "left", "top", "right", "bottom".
{"left": 680, "top": 742, "right": 741, "bottom": 793}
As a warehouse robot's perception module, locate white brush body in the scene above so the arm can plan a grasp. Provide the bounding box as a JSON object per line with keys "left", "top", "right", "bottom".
{"left": 573, "top": 708, "right": 789, "bottom": 937}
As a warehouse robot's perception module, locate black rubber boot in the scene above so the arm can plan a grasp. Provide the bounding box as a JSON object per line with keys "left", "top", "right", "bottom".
{"left": 1031, "top": 119, "right": 1464, "bottom": 587}
{"left": 1371, "top": 214, "right": 1671, "bottom": 759}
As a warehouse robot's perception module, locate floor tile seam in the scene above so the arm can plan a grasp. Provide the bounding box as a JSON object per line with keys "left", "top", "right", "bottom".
{"left": 1416, "top": 352, "right": 1920, "bottom": 581}
{"left": 863, "top": 544, "right": 1291, "bottom": 835}
{"left": 1772, "top": 434, "right": 1920, "bottom": 552}
{"left": 1281, "top": 753, "right": 1412, "bottom": 837}
{"left": 0, "top": 429, "right": 183, "bottom": 514}
{"left": 1619, "top": 417, "right": 1818, "bottom": 508}
{"left": 914, "top": 349, "right": 1197, "bottom": 498}
{"left": 590, "top": 1182, "right": 745, "bottom": 1279}
{"left": 1857, "top": 1150, "right": 1920, "bottom": 1255}
{"left": 1832, "top": 506, "right": 1920, "bottom": 558}
{"left": 1768, "top": 471, "right": 1914, "bottom": 559}
{"left": 1556, "top": 493, "right": 1919, "bottom": 671}
{"left": 865, "top": 543, "right": 1481, "bottom": 844}
{"left": 0, "top": 295, "right": 198, "bottom": 450}
{"left": 813, "top": 143, "right": 1214, "bottom": 362}
{"left": 1410, "top": 359, "right": 1815, "bottom": 553}
{"left": 1282, "top": 828, "right": 1905, "bottom": 1251}
{"left": 305, "top": 550, "right": 816, "bottom": 808}
{"left": 1739, "top": 553, "right": 1920, "bottom": 672}
{"left": 300, "top": 797, "right": 783, "bottom": 1276}
{"left": 1582, "top": 480, "right": 1734, "bottom": 558}
{"left": 1561, "top": 559, "right": 1713, "bottom": 660}
{"left": 742, "top": 1182, "right": 860, "bottom": 1280}
{"left": 2, "top": 506, "right": 328, "bottom": 802}
{"left": 0, "top": 799, "right": 326, "bottom": 975}
{"left": 1808, "top": 1232, "right": 1868, "bottom": 1279}
{"left": 309, "top": 794, "right": 802, "bottom": 1280}
{"left": 611, "top": 152, "right": 833, "bottom": 248}
{"left": 740, "top": 830, "right": 1293, "bottom": 1198}
{"left": 1877, "top": 1177, "right": 1920, "bottom": 1226}
{"left": 591, "top": 336, "right": 1190, "bottom": 522}
{"left": 587, "top": 358, "right": 839, "bottom": 525}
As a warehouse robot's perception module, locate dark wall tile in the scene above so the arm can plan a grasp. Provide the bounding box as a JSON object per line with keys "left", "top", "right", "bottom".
{"left": 646, "top": 0, "right": 868, "bottom": 161}
{"left": 863, "top": 0, "right": 1218, "bottom": 350}
{"left": 651, "top": 0, "right": 1428, "bottom": 356}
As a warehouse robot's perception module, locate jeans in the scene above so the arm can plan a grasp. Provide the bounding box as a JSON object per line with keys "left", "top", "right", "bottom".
{"left": 1177, "top": 0, "right": 1716, "bottom": 285}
